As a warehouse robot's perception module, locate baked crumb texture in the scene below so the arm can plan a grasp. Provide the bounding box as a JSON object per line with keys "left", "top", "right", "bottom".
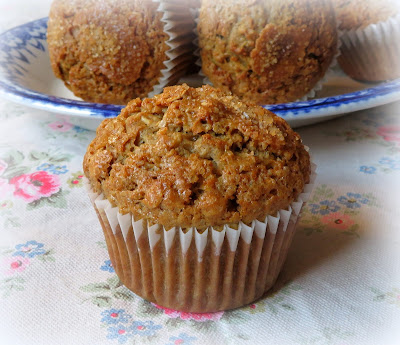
{"left": 334, "top": 0, "right": 400, "bottom": 30}
{"left": 47, "top": 0, "right": 169, "bottom": 104}
{"left": 84, "top": 84, "right": 311, "bottom": 231}
{"left": 197, "top": 0, "right": 338, "bottom": 104}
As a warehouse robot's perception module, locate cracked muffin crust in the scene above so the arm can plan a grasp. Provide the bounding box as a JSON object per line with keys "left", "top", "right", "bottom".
{"left": 197, "top": 0, "right": 338, "bottom": 104}
{"left": 47, "top": 0, "right": 169, "bottom": 104}
{"left": 83, "top": 84, "right": 311, "bottom": 231}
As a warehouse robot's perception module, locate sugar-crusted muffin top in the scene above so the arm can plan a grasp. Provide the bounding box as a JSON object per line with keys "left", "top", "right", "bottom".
{"left": 83, "top": 84, "right": 311, "bottom": 230}
{"left": 198, "top": 0, "right": 337, "bottom": 104}
{"left": 47, "top": 0, "right": 169, "bottom": 104}
{"left": 334, "top": 0, "right": 400, "bottom": 31}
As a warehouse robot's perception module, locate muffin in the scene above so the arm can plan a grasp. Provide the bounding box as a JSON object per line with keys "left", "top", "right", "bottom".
{"left": 47, "top": 0, "right": 195, "bottom": 104}
{"left": 83, "top": 84, "right": 315, "bottom": 312}
{"left": 197, "top": 0, "right": 338, "bottom": 104}
{"left": 334, "top": 0, "right": 400, "bottom": 81}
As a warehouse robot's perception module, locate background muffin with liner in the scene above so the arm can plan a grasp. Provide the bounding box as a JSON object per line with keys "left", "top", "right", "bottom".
{"left": 334, "top": 0, "right": 400, "bottom": 82}
{"left": 83, "top": 84, "right": 314, "bottom": 312}
{"left": 47, "top": 0, "right": 196, "bottom": 105}
{"left": 197, "top": 0, "right": 338, "bottom": 105}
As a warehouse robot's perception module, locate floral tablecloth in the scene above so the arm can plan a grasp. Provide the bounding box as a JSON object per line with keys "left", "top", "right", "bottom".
{"left": 1, "top": 2, "right": 400, "bottom": 345}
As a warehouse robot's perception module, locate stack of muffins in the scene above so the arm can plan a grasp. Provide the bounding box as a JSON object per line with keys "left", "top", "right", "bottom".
{"left": 46, "top": 0, "right": 397, "bottom": 312}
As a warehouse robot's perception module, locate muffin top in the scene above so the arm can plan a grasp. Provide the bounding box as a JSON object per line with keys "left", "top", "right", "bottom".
{"left": 47, "top": 0, "right": 169, "bottom": 104}
{"left": 84, "top": 84, "right": 311, "bottom": 230}
{"left": 198, "top": 0, "right": 337, "bottom": 104}
{"left": 334, "top": 0, "right": 400, "bottom": 30}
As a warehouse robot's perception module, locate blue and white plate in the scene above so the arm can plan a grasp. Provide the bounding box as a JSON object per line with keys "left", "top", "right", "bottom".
{"left": 1, "top": 17, "right": 400, "bottom": 130}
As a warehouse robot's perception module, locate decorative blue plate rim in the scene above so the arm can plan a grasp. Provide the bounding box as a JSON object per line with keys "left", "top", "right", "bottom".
{"left": 1, "top": 17, "right": 400, "bottom": 121}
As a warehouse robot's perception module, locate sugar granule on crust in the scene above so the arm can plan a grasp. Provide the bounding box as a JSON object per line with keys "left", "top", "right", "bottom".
{"left": 198, "top": 0, "right": 337, "bottom": 104}
{"left": 84, "top": 84, "right": 311, "bottom": 230}
{"left": 47, "top": 0, "right": 169, "bottom": 104}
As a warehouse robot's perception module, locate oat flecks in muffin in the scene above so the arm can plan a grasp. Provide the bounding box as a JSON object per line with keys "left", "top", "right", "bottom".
{"left": 198, "top": 0, "right": 337, "bottom": 104}
{"left": 84, "top": 84, "right": 311, "bottom": 230}
{"left": 47, "top": 0, "right": 169, "bottom": 104}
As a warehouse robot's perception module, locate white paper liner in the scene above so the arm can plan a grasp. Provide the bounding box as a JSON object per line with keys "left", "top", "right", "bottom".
{"left": 338, "top": 13, "right": 400, "bottom": 81}
{"left": 84, "top": 160, "right": 316, "bottom": 312}
{"left": 192, "top": 3, "right": 341, "bottom": 103}
{"left": 148, "top": 0, "right": 197, "bottom": 97}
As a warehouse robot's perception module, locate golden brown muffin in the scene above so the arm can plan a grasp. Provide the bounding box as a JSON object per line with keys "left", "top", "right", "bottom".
{"left": 84, "top": 84, "right": 310, "bottom": 230}
{"left": 197, "top": 0, "right": 338, "bottom": 105}
{"left": 333, "top": 0, "right": 400, "bottom": 81}
{"left": 83, "top": 84, "right": 313, "bottom": 312}
{"left": 334, "top": 0, "right": 400, "bottom": 30}
{"left": 47, "top": 0, "right": 169, "bottom": 104}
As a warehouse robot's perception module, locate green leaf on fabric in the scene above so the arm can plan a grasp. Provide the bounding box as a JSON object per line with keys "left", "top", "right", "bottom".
{"left": 0, "top": 277, "right": 25, "bottom": 297}
{"left": 26, "top": 190, "right": 69, "bottom": 210}
{"left": 370, "top": 287, "right": 383, "bottom": 295}
{"left": 2, "top": 165, "right": 30, "bottom": 180}
{"left": 281, "top": 304, "right": 294, "bottom": 310}
{"left": 26, "top": 198, "right": 44, "bottom": 210}
{"left": 112, "top": 291, "right": 135, "bottom": 301}
{"left": 1, "top": 277, "right": 25, "bottom": 284}
{"left": 28, "top": 151, "right": 49, "bottom": 161}
{"left": 96, "top": 241, "right": 107, "bottom": 249}
{"left": 267, "top": 303, "right": 278, "bottom": 315}
{"left": 136, "top": 300, "right": 162, "bottom": 317}
{"left": 37, "top": 251, "right": 56, "bottom": 262}
{"left": 80, "top": 283, "right": 111, "bottom": 293}
{"left": 4, "top": 217, "right": 21, "bottom": 228}
{"left": 91, "top": 296, "right": 112, "bottom": 308}
{"left": 2, "top": 149, "right": 24, "bottom": 166}
{"left": 0, "top": 248, "right": 14, "bottom": 255}
{"left": 28, "top": 150, "right": 72, "bottom": 163}
{"left": 48, "top": 152, "right": 73, "bottom": 163}
{"left": 44, "top": 190, "right": 69, "bottom": 208}
{"left": 373, "top": 294, "right": 385, "bottom": 302}
{"left": 302, "top": 227, "right": 323, "bottom": 236}
{"left": 309, "top": 184, "right": 335, "bottom": 203}
{"left": 165, "top": 318, "right": 181, "bottom": 328}
{"left": 342, "top": 224, "right": 360, "bottom": 238}
{"left": 12, "top": 277, "right": 25, "bottom": 284}
{"left": 107, "top": 276, "right": 122, "bottom": 289}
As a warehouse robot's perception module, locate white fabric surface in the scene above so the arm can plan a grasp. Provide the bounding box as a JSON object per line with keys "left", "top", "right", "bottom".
{"left": 1, "top": 1, "right": 400, "bottom": 344}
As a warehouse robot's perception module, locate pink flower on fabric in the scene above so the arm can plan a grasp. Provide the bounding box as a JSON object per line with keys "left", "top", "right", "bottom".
{"left": 48, "top": 120, "right": 73, "bottom": 132}
{"left": 0, "top": 178, "right": 15, "bottom": 198}
{"left": 321, "top": 212, "right": 354, "bottom": 230}
{"left": 0, "top": 159, "right": 7, "bottom": 176}
{"left": 9, "top": 171, "right": 61, "bottom": 203}
{"left": 2, "top": 256, "right": 30, "bottom": 275}
{"left": 153, "top": 304, "right": 224, "bottom": 322}
{"left": 376, "top": 126, "right": 400, "bottom": 145}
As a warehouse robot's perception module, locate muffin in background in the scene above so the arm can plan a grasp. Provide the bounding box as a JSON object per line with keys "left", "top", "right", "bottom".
{"left": 83, "top": 84, "right": 315, "bottom": 312}
{"left": 47, "top": 0, "right": 195, "bottom": 104}
{"left": 334, "top": 0, "right": 400, "bottom": 82}
{"left": 197, "top": 0, "right": 338, "bottom": 105}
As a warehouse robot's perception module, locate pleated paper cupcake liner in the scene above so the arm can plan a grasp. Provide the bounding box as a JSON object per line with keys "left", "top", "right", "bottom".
{"left": 338, "top": 14, "right": 400, "bottom": 82}
{"left": 84, "top": 161, "right": 316, "bottom": 313}
{"left": 149, "top": 0, "right": 197, "bottom": 97}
